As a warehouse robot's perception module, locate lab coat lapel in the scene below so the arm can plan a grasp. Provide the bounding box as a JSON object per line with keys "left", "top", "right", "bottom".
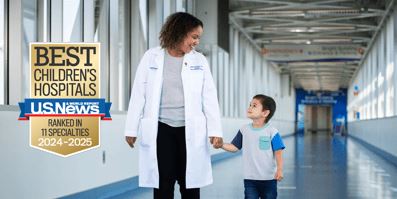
{"left": 152, "top": 48, "right": 165, "bottom": 116}
{"left": 154, "top": 49, "right": 164, "bottom": 69}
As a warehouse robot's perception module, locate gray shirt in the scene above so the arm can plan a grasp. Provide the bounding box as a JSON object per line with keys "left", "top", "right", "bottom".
{"left": 159, "top": 51, "right": 185, "bottom": 127}
{"left": 231, "top": 123, "right": 285, "bottom": 180}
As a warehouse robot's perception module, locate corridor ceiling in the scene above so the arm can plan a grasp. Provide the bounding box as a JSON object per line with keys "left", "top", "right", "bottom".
{"left": 230, "top": 0, "right": 394, "bottom": 91}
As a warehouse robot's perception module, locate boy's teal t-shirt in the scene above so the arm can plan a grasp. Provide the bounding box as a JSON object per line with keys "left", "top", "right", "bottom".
{"left": 231, "top": 123, "right": 285, "bottom": 180}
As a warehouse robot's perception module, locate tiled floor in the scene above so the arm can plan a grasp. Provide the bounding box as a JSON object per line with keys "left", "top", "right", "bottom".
{"left": 111, "top": 134, "right": 397, "bottom": 199}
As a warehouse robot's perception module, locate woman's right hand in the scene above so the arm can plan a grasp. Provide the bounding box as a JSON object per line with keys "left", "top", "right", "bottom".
{"left": 125, "top": 136, "right": 137, "bottom": 148}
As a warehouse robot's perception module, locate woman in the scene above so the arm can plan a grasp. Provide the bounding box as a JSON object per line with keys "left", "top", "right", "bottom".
{"left": 124, "top": 12, "right": 223, "bottom": 199}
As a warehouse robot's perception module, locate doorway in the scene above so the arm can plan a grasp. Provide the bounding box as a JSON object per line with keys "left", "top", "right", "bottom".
{"left": 304, "top": 105, "right": 332, "bottom": 134}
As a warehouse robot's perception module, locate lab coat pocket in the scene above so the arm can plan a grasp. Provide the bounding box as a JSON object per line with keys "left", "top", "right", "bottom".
{"left": 259, "top": 136, "right": 271, "bottom": 150}
{"left": 139, "top": 118, "right": 156, "bottom": 148}
{"left": 193, "top": 116, "right": 207, "bottom": 147}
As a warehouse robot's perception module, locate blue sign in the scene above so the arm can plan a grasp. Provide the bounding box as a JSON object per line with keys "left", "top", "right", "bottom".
{"left": 295, "top": 89, "right": 347, "bottom": 134}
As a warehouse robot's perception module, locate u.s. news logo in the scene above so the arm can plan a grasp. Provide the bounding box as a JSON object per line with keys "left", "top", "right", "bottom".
{"left": 18, "top": 43, "right": 110, "bottom": 157}
{"left": 19, "top": 99, "right": 111, "bottom": 120}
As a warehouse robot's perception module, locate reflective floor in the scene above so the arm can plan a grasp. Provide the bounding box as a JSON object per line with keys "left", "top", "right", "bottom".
{"left": 111, "top": 134, "right": 397, "bottom": 199}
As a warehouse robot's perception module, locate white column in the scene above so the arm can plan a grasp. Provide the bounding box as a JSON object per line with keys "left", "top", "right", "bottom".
{"left": 163, "top": 0, "right": 177, "bottom": 19}
{"left": 371, "top": 46, "right": 377, "bottom": 119}
{"left": 62, "top": 0, "right": 82, "bottom": 42}
{"left": 217, "top": 49, "right": 224, "bottom": 115}
{"left": 365, "top": 55, "right": 370, "bottom": 119}
{"left": 211, "top": 45, "right": 218, "bottom": 91}
{"left": 224, "top": 52, "right": 230, "bottom": 117}
{"left": 109, "top": 0, "right": 120, "bottom": 110}
{"left": 385, "top": 15, "right": 394, "bottom": 117}
{"left": 255, "top": 53, "right": 261, "bottom": 95}
{"left": 377, "top": 29, "right": 385, "bottom": 118}
{"left": 117, "top": 0, "right": 131, "bottom": 110}
{"left": 163, "top": 0, "right": 171, "bottom": 19}
{"left": 230, "top": 28, "right": 236, "bottom": 117}
{"left": 37, "top": 0, "right": 50, "bottom": 42}
{"left": 176, "top": 0, "right": 185, "bottom": 12}
{"left": 238, "top": 36, "right": 243, "bottom": 117}
{"left": 130, "top": 0, "right": 146, "bottom": 99}
{"left": 148, "top": 0, "right": 162, "bottom": 48}
{"left": 83, "top": 0, "right": 95, "bottom": 42}
{"left": 22, "top": 0, "right": 38, "bottom": 99}
{"left": 96, "top": 0, "right": 109, "bottom": 100}
{"left": 0, "top": 0, "right": 6, "bottom": 104}
{"left": 240, "top": 39, "right": 246, "bottom": 117}
{"left": 394, "top": 8, "right": 397, "bottom": 117}
{"left": 186, "top": 0, "right": 195, "bottom": 14}
{"left": 51, "top": 0, "right": 63, "bottom": 42}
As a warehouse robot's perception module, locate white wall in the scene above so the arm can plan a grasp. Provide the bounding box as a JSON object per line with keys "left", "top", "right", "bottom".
{"left": 349, "top": 117, "right": 397, "bottom": 158}
{"left": 0, "top": 109, "right": 295, "bottom": 199}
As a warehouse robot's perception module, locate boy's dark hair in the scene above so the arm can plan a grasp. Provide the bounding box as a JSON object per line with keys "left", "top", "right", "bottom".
{"left": 253, "top": 94, "right": 276, "bottom": 123}
{"left": 159, "top": 12, "right": 203, "bottom": 50}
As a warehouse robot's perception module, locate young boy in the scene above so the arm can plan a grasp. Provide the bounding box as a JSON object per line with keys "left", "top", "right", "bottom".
{"left": 222, "top": 94, "right": 285, "bottom": 199}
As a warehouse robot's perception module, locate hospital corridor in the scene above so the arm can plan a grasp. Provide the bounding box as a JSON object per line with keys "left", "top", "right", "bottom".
{"left": 1, "top": 0, "right": 397, "bottom": 199}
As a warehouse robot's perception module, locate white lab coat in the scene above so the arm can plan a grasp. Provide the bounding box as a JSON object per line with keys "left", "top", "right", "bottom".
{"left": 124, "top": 47, "right": 223, "bottom": 188}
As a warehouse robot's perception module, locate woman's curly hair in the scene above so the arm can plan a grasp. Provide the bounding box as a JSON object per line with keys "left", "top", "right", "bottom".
{"left": 159, "top": 12, "right": 203, "bottom": 50}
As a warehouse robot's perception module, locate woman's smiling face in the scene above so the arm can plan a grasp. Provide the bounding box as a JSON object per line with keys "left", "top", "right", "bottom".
{"left": 177, "top": 26, "right": 203, "bottom": 54}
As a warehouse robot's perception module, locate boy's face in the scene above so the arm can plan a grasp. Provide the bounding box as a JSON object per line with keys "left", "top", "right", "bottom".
{"left": 247, "top": 99, "right": 270, "bottom": 119}
{"left": 247, "top": 98, "right": 270, "bottom": 120}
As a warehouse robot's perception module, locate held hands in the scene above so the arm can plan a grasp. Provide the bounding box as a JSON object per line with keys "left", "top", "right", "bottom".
{"left": 274, "top": 169, "right": 283, "bottom": 181}
{"left": 127, "top": 136, "right": 223, "bottom": 149}
{"left": 126, "top": 136, "right": 223, "bottom": 149}
{"left": 209, "top": 136, "right": 223, "bottom": 149}
{"left": 125, "top": 136, "right": 137, "bottom": 148}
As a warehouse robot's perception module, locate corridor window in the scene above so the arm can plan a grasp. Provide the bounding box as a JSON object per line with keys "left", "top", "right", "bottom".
{"left": 63, "top": 0, "right": 82, "bottom": 41}
{"left": 176, "top": 0, "right": 186, "bottom": 12}
{"left": 22, "top": 0, "right": 37, "bottom": 100}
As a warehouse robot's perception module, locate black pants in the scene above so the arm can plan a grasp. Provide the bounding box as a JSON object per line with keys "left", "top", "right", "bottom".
{"left": 154, "top": 122, "right": 200, "bottom": 199}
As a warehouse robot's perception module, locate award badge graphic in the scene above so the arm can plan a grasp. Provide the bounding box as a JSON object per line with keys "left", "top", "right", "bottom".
{"left": 18, "top": 43, "right": 111, "bottom": 157}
